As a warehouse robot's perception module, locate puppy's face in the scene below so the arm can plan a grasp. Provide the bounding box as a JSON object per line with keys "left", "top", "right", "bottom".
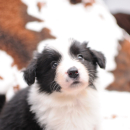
{"left": 24, "top": 40, "right": 105, "bottom": 95}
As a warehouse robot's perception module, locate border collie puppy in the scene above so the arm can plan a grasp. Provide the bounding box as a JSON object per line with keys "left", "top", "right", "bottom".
{"left": 0, "top": 39, "right": 105, "bottom": 130}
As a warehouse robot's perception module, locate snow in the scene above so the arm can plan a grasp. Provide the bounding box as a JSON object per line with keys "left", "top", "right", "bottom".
{"left": 100, "top": 90, "right": 130, "bottom": 130}
{"left": 104, "top": 0, "right": 130, "bottom": 14}
{"left": 26, "top": 21, "right": 45, "bottom": 32}
{"left": 0, "top": 51, "right": 27, "bottom": 100}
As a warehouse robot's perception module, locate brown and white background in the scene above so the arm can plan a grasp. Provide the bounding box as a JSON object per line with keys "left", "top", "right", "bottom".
{"left": 0, "top": 0, "right": 130, "bottom": 129}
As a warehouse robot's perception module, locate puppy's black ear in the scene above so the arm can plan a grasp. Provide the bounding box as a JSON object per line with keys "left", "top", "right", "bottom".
{"left": 90, "top": 50, "right": 106, "bottom": 69}
{"left": 23, "top": 59, "right": 37, "bottom": 86}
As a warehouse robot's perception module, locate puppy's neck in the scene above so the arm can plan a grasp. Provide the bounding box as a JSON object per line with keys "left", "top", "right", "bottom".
{"left": 27, "top": 84, "right": 100, "bottom": 130}
{"left": 28, "top": 84, "right": 98, "bottom": 108}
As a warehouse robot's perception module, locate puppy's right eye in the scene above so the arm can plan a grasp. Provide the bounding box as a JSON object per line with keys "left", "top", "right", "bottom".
{"left": 51, "top": 61, "right": 58, "bottom": 69}
{"left": 77, "top": 54, "right": 84, "bottom": 61}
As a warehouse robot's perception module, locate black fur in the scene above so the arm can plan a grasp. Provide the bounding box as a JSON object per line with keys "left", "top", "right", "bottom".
{"left": 90, "top": 49, "right": 106, "bottom": 69}
{"left": 0, "top": 88, "right": 43, "bottom": 130}
{"left": 36, "top": 48, "right": 61, "bottom": 93}
{"left": 24, "top": 48, "right": 62, "bottom": 94}
{"left": 0, "top": 95, "right": 5, "bottom": 114}
{"left": 24, "top": 59, "right": 37, "bottom": 86}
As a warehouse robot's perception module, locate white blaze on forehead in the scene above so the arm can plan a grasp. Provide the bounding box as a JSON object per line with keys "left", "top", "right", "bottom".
{"left": 37, "top": 38, "right": 73, "bottom": 54}
{"left": 43, "top": 38, "right": 74, "bottom": 56}
{"left": 45, "top": 39, "right": 79, "bottom": 72}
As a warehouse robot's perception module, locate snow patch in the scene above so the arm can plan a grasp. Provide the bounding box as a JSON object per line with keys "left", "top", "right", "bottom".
{"left": 0, "top": 50, "right": 27, "bottom": 100}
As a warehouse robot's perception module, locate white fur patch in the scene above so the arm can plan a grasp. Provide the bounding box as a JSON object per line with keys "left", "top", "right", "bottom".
{"left": 28, "top": 84, "right": 101, "bottom": 130}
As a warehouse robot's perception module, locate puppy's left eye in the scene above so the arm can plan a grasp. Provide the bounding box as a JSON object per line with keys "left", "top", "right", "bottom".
{"left": 77, "top": 54, "right": 84, "bottom": 61}
{"left": 51, "top": 61, "right": 58, "bottom": 69}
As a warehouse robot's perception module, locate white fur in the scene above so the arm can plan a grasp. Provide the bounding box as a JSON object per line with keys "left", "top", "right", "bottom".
{"left": 28, "top": 84, "right": 101, "bottom": 130}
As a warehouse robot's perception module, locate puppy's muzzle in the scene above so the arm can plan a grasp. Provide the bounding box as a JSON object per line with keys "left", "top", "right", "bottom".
{"left": 67, "top": 66, "right": 79, "bottom": 79}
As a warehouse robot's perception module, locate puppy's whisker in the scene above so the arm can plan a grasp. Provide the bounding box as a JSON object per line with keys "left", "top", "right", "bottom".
{"left": 88, "top": 74, "right": 95, "bottom": 79}
{"left": 50, "top": 81, "right": 57, "bottom": 91}
{"left": 55, "top": 84, "right": 59, "bottom": 92}
{"left": 88, "top": 73, "right": 94, "bottom": 76}
{"left": 53, "top": 83, "right": 58, "bottom": 91}
{"left": 52, "top": 83, "right": 56, "bottom": 91}
{"left": 88, "top": 71, "right": 96, "bottom": 73}
{"left": 50, "top": 81, "right": 56, "bottom": 91}
{"left": 52, "top": 84, "right": 55, "bottom": 91}
{"left": 89, "top": 76, "right": 94, "bottom": 80}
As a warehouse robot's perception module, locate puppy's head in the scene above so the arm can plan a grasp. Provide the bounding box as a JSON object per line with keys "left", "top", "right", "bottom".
{"left": 24, "top": 39, "right": 105, "bottom": 95}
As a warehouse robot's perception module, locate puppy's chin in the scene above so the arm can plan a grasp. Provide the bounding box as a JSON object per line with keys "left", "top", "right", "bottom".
{"left": 59, "top": 81, "right": 89, "bottom": 96}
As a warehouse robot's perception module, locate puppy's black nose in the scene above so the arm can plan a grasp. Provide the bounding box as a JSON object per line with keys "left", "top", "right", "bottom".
{"left": 67, "top": 67, "right": 79, "bottom": 79}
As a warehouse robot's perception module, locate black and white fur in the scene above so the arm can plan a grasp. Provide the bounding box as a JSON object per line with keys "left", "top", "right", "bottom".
{"left": 0, "top": 39, "right": 105, "bottom": 130}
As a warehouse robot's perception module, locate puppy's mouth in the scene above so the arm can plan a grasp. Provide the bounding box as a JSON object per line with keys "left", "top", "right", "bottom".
{"left": 71, "top": 81, "right": 80, "bottom": 86}
{"left": 72, "top": 81, "right": 80, "bottom": 84}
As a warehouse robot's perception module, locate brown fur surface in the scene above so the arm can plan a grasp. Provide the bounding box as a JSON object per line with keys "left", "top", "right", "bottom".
{"left": 107, "top": 39, "right": 130, "bottom": 92}
{"left": 114, "top": 13, "right": 130, "bottom": 35}
{"left": 0, "top": 0, "right": 55, "bottom": 69}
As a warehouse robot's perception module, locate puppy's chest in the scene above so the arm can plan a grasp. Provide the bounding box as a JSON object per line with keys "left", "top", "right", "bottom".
{"left": 36, "top": 100, "right": 97, "bottom": 130}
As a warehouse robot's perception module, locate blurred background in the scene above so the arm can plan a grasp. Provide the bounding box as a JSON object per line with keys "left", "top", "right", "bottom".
{"left": 0, "top": 0, "right": 130, "bottom": 129}
{"left": 104, "top": 0, "right": 130, "bottom": 13}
